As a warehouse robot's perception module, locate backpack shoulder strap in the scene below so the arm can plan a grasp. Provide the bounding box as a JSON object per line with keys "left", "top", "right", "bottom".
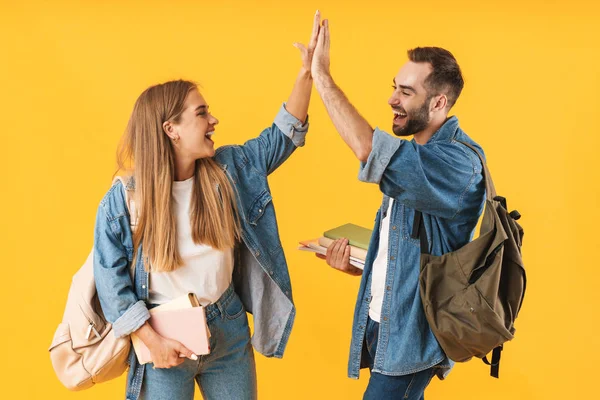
{"left": 112, "top": 176, "right": 138, "bottom": 230}
{"left": 411, "top": 209, "right": 430, "bottom": 255}
{"left": 111, "top": 175, "right": 138, "bottom": 279}
{"left": 454, "top": 140, "right": 497, "bottom": 201}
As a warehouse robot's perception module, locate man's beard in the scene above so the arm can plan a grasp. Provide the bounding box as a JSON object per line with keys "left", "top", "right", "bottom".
{"left": 392, "top": 96, "right": 432, "bottom": 137}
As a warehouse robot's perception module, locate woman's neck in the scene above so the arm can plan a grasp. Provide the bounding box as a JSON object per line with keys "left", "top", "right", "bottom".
{"left": 174, "top": 156, "right": 196, "bottom": 181}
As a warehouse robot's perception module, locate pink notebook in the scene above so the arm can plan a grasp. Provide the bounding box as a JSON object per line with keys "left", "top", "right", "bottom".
{"left": 132, "top": 307, "right": 211, "bottom": 364}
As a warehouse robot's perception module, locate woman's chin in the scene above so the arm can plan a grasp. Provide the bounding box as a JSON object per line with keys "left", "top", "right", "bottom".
{"left": 202, "top": 147, "right": 216, "bottom": 158}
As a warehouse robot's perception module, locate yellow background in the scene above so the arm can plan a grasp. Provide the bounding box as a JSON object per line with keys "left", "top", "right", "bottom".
{"left": 1, "top": 0, "right": 598, "bottom": 399}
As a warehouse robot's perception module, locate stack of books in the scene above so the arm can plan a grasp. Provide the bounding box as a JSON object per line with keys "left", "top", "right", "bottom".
{"left": 299, "top": 223, "right": 372, "bottom": 269}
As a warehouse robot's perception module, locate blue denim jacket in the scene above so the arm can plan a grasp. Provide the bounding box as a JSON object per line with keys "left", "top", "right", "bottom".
{"left": 93, "top": 104, "right": 308, "bottom": 400}
{"left": 348, "top": 116, "right": 486, "bottom": 379}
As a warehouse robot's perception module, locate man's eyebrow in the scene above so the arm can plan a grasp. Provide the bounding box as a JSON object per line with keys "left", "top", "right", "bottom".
{"left": 392, "top": 79, "right": 416, "bottom": 93}
{"left": 399, "top": 84, "right": 416, "bottom": 93}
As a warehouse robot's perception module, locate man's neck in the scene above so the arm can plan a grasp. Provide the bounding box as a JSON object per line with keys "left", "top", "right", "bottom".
{"left": 413, "top": 115, "right": 449, "bottom": 145}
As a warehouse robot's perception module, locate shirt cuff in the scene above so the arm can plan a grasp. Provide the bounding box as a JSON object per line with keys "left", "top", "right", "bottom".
{"left": 274, "top": 103, "right": 309, "bottom": 147}
{"left": 112, "top": 300, "right": 150, "bottom": 338}
{"left": 358, "top": 128, "right": 403, "bottom": 184}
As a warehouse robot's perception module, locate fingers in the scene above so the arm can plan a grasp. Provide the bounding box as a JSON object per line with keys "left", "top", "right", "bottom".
{"left": 346, "top": 265, "right": 363, "bottom": 276}
{"left": 316, "top": 253, "right": 326, "bottom": 260}
{"left": 172, "top": 357, "right": 186, "bottom": 367}
{"left": 319, "top": 238, "right": 362, "bottom": 276}
{"left": 323, "top": 19, "right": 330, "bottom": 50}
{"left": 342, "top": 243, "right": 350, "bottom": 265}
{"left": 308, "top": 10, "right": 321, "bottom": 50}
{"left": 340, "top": 246, "right": 362, "bottom": 275}
{"left": 293, "top": 42, "right": 307, "bottom": 54}
{"left": 177, "top": 343, "right": 198, "bottom": 361}
{"left": 325, "top": 238, "right": 336, "bottom": 264}
{"left": 325, "top": 238, "right": 340, "bottom": 265}
{"left": 329, "top": 238, "right": 343, "bottom": 266}
{"left": 334, "top": 238, "right": 348, "bottom": 266}
{"left": 327, "top": 238, "right": 345, "bottom": 267}
{"left": 152, "top": 356, "right": 184, "bottom": 369}
{"left": 316, "top": 19, "right": 326, "bottom": 51}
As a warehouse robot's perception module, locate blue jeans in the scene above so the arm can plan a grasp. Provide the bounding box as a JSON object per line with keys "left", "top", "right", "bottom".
{"left": 140, "top": 285, "right": 256, "bottom": 400}
{"left": 363, "top": 317, "right": 436, "bottom": 400}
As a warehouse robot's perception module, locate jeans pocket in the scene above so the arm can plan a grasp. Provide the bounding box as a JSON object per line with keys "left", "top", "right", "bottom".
{"left": 402, "top": 368, "right": 436, "bottom": 400}
{"left": 223, "top": 295, "right": 245, "bottom": 320}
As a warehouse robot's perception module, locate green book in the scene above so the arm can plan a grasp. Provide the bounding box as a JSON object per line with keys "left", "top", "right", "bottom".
{"left": 324, "top": 223, "right": 372, "bottom": 250}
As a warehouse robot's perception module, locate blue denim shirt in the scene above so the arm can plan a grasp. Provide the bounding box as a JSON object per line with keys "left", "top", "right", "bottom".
{"left": 93, "top": 104, "right": 308, "bottom": 400}
{"left": 348, "top": 116, "right": 486, "bottom": 379}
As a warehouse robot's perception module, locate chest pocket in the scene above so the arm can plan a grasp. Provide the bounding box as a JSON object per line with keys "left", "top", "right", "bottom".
{"left": 246, "top": 190, "right": 272, "bottom": 226}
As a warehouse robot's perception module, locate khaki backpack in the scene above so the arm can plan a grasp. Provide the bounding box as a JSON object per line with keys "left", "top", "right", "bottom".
{"left": 412, "top": 141, "right": 526, "bottom": 378}
{"left": 49, "top": 176, "right": 138, "bottom": 390}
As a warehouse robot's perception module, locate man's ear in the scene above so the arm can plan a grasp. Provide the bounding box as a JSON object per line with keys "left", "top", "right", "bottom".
{"left": 432, "top": 94, "right": 448, "bottom": 112}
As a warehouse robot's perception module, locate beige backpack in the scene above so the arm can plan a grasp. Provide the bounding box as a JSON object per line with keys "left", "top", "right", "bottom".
{"left": 49, "top": 177, "right": 138, "bottom": 391}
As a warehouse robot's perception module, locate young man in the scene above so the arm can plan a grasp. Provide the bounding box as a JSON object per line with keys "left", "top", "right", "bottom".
{"left": 311, "top": 20, "right": 486, "bottom": 400}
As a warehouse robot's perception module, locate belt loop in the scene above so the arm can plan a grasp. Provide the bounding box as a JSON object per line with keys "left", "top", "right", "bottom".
{"left": 216, "top": 300, "right": 225, "bottom": 319}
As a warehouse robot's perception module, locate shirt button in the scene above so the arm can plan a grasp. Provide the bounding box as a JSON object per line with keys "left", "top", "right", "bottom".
{"left": 383, "top": 317, "right": 388, "bottom": 321}
{"left": 359, "top": 325, "right": 364, "bottom": 329}
{"left": 390, "top": 256, "right": 395, "bottom": 261}
{"left": 142, "top": 285, "right": 146, "bottom": 289}
{"left": 270, "top": 271, "right": 274, "bottom": 276}
{"left": 258, "top": 209, "right": 262, "bottom": 213}
{"left": 255, "top": 251, "right": 260, "bottom": 257}
{"left": 392, "top": 226, "right": 397, "bottom": 230}
{"left": 386, "top": 286, "right": 391, "bottom": 291}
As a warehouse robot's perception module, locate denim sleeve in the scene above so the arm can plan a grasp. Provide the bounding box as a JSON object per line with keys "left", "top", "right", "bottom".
{"left": 93, "top": 201, "right": 150, "bottom": 338}
{"left": 358, "top": 128, "right": 480, "bottom": 219}
{"left": 240, "top": 103, "right": 309, "bottom": 175}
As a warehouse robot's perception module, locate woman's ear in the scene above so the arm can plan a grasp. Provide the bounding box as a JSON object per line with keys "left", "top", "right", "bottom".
{"left": 163, "top": 121, "right": 176, "bottom": 140}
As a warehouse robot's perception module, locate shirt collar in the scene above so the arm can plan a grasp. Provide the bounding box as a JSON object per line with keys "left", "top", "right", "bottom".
{"left": 422, "top": 115, "right": 460, "bottom": 144}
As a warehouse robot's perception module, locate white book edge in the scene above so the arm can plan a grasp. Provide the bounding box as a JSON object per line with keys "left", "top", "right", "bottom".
{"left": 298, "top": 245, "right": 364, "bottom": 270}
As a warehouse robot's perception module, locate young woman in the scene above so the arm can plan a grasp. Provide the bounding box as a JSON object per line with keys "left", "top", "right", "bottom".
{"left": 93, "top": 13, "right": 321, "bottom": 400}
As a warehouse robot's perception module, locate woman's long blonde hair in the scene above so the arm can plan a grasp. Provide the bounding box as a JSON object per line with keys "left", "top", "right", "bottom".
{"left": 116, "top": 80, "right": 241, "bottom": 272}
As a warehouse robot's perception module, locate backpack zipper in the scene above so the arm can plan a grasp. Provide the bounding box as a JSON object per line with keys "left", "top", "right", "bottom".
{"left": 79, "top": 304, "right": 102, "bottom": 340}
{"left": 85, "top": 322, "right": 101, "bottom": 340}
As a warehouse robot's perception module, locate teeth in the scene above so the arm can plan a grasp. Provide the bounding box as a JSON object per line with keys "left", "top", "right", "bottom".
{"left": 394, "top": 111, "right": 407, "bottom": 117}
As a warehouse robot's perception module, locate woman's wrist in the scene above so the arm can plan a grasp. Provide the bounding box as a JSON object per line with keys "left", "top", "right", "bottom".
{"left": 134, "top": 321, "right": 161, "bottom": 348}
{"left": 298, "top": 67, "right": 312, "bottom": 80}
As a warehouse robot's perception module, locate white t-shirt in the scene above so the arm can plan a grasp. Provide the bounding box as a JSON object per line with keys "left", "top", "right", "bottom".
{"left": 148, "top": 177, "right": 234, "bottom": 306}
{"left": 369, "top": 199, "right": 394, "bottom": 322}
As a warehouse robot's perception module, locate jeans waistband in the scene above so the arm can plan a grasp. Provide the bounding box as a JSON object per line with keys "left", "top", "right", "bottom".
{"left": 204, "top": 282, "right": 237, "bottom": 323}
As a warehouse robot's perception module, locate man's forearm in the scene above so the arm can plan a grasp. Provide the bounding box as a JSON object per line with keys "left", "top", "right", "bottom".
{"left": 285, "top": 68, "right": 312, "bottom": 124}
{"left": 314, "top": 72, "right": 373, "bottom": 161}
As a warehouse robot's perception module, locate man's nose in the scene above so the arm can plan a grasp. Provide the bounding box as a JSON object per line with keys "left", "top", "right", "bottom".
{"left": 388, "top": 94, "right": 401, "bottom": 107}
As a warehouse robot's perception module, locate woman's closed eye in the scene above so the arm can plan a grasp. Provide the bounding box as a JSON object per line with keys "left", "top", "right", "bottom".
{"left": 195, "top": 104, "right": 209, "bottom": 117}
